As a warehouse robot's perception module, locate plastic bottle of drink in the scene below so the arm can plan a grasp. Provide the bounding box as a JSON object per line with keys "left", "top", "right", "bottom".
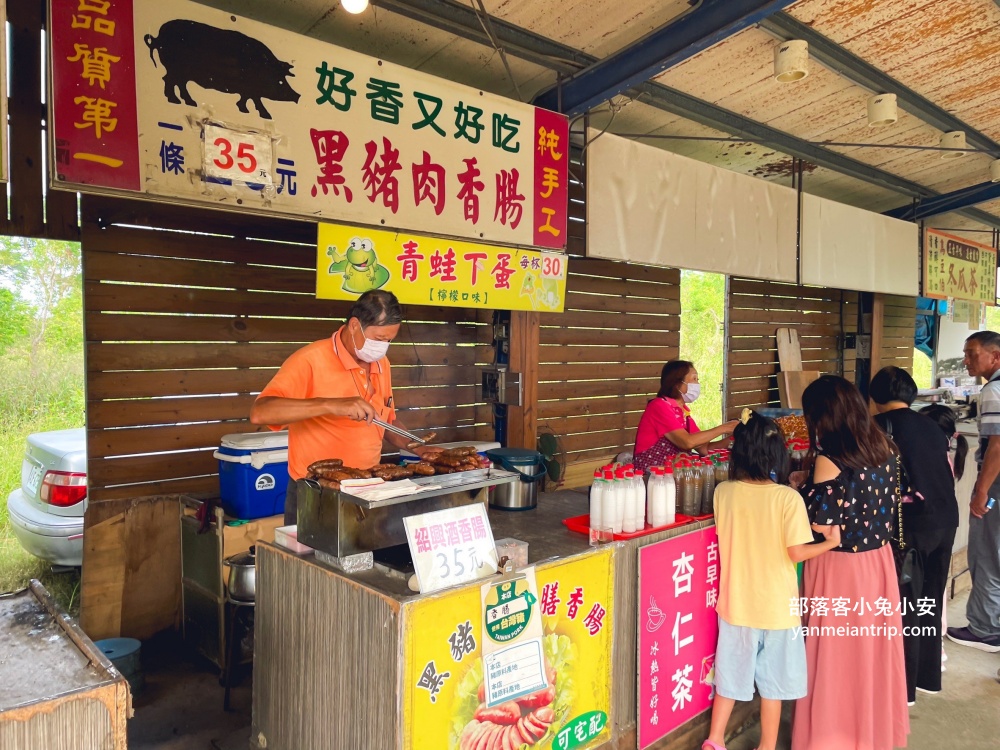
{"left": 589, "top": 469, "right": 605, "bottom": 532}
{"left": 663, "top": 464, "right": 677, "bottom": 525}
{"left": 649, "top": 467, "right": 665, "bottom": 527}
{"left": 613, "top": 467, "right": 627, "bottom": 533}
{"left": 714, "top": 455, "right": 728, "bottom": 485}
{"left": 673, "top": 459, "right": 687, "bottom": 517}
{"left": 622, "top": 469, "right": 637, "bottom": 533}
{"left": 633, "top": 471, "right": 646, "bottom": 531}
{"left": 646, "top": 467, "right": 660, "bottom": 527}
{"left": 646, "top": 467, "right": 658, "bottom": 522}
{"left": 702, "top": 458, "right": 716, "bottom": 516}
{"left": 686, "top": 459, "right": 704, "bottom": 516}
{"left": 601, "top": 469, "right": 617, "bottom": 535}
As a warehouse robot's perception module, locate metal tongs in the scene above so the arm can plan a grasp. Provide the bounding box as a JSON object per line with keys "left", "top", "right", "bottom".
{"left": 372, "top": 417, "right": 430, "bottom": 447}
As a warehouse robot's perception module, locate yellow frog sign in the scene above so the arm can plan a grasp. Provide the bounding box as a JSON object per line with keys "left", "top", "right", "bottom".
{"left": 326, "top": 236, "right": 391, "bottom": 294}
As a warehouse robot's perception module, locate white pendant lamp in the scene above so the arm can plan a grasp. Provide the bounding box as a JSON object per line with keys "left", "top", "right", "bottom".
{"left": 774, "top": 40, "right": 809, "bottom": 82}
{"left": 940, "top": 131, "right": 966, "bottom": 159}
{"left": 990, "top": 159, "right": 1000, "bottom": 183}
{"left": 867, "top": 94, "right": 898, "bottom": 127}
{"left": 341, "top": 0, "right": 369, "bottom": 14}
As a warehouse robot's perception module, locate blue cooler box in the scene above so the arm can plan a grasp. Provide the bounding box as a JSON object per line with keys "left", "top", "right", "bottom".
{"left": 214, "top": 431, "right": 289, "bottom": 519}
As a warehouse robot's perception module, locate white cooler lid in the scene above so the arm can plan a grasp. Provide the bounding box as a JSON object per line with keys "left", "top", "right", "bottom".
{"left": 400, "top": 440, "right": 500, "bottom": 459}
{"left": 220, "top": 430, "right": 289, "bottom": 450}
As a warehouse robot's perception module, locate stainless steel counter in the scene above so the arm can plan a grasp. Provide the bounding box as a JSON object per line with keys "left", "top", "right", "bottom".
{"left": 266, "top": 489, "right": 596, "bottom": 602}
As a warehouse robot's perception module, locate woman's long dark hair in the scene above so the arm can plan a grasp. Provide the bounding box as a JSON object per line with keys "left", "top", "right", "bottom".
{"left": 801, "top": 375, "right": 893, "bottom": 471}
{"left": 657, "top": 360, "right": 694, "bottom": 399}
{"left": 920, "top": 404, "right": 969, "bottom": 481}
{"left": 730, "top": 411, "right": 790, "bottom": 485}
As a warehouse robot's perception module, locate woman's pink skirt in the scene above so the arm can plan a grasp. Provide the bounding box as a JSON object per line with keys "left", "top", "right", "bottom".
{"left": 792, "top": 544, "right": 910, "bottom": 750}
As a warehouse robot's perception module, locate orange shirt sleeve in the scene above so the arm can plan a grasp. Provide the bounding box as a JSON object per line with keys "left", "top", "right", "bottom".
{"left": 257, "top": 349, "right": 314, "bottom": 429}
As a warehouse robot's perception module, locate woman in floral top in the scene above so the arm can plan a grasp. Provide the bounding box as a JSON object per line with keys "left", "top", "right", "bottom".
{"left": 791, "top": 376, "right": 909, "bottom": 750}
{"left": 632, "top": 360, "right": 737, "bottom": 472}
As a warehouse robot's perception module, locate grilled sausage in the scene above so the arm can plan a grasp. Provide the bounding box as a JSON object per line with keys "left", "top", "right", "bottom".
{"left": 307, "top": 458, "right": 343, "bottom": 473}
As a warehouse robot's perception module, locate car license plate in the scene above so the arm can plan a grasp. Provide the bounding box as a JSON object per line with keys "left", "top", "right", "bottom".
{"left": 25, "top": 463, "right": 45, "bottom": 497}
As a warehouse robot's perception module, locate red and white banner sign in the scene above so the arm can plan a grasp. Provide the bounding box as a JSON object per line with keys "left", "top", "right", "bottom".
{"left": 48, "top": 0, "right": 569, "bottom": 250}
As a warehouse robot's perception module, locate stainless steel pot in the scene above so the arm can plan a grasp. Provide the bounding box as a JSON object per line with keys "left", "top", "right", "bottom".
{"left": 224, "top": 546, "right": 256, "bottom": 602}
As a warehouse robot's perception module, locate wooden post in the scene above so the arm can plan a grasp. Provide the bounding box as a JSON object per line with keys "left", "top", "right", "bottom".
{"left": 5, "top": 0, "right": 45, "bottom": 238}
{"left": 870, "top": 293, "right": 885, "bottom": 378}
{"left": 507, "top": 311, "right": 539, "bottom": 450}
{"left": 868, "top": 293, "right": 885, "bottom": 413}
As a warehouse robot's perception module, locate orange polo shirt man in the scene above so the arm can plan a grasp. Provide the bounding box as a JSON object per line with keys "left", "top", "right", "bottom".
{"left": 250, "top": 290, "right": 438, "bottom": 524}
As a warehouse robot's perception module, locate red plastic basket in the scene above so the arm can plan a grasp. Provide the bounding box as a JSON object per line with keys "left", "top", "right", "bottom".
{"left": 562, "top": 513, "right": 698, "bottom": 541}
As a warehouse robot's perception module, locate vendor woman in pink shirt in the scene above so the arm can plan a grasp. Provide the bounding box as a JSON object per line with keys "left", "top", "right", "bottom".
{"left": 633, "top": 360, "right": 738, "bottom": 472}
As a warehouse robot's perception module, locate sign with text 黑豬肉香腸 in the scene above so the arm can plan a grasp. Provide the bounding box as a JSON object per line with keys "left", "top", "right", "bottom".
{"left": 47, "top": 0, "right": 569, "bottom": 250}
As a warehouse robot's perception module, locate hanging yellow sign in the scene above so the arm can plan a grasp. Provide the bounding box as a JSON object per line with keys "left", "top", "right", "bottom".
{"left": 402, "top": 548, "right": 614, "bottom": 750}
{"left": 924, "top": 229, "right": 997, "bottom": 305}
{"left": 316, "top": 222, "right": 567, "bottom": 312}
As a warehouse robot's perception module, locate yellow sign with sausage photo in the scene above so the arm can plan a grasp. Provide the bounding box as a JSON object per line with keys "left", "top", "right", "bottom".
{"left": 402, "top": 547, "right": 614, "bottom": 750}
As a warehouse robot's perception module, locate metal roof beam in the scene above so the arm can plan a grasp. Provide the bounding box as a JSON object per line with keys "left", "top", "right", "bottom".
{"left": 372, "top": 0, "right": 1000, "bottom": 230}
{"left": 759, "top": 12, "right": 1000, "bottom": 156}
{"left": 884, "top": 181, "right": 1000, "bottom": 222}
{"left": 532, "top": 0, "right": 797, "bottom": 116}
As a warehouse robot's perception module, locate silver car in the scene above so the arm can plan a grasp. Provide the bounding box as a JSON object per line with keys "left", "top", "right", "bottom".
{"left": 6, "top": 427, "right": 87, "bottom": 567}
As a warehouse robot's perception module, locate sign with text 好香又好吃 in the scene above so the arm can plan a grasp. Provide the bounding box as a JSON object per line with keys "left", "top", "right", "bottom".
{"left": 47, "top": 0, "right": 569, "bottom": 250}
{"left": 923, "top": 229, "right": 997, "bottom": 305}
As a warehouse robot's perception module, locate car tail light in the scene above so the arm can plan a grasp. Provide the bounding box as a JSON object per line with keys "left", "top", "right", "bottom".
{"left": 40, "top": 471, "right": 87, "bottom": 507}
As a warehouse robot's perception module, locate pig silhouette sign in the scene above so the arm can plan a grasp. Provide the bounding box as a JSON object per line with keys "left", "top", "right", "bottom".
{"left": 144, "top": 19, "right": 300, "bottom": 120}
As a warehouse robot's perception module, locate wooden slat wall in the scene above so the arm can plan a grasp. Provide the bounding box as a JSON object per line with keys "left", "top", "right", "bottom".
{"left": 82, "top": 198, "right": 493, "bottom": 502}
{"left": 726, "top": 278, "right": 847, "bottom": 419}
{"left": 537, "top": 259, "right": 681, "bottom": 473}
{"left": 878, "top": 294, "right": 917, "bottom": 372}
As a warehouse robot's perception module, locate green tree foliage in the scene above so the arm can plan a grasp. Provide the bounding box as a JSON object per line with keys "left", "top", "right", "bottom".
{"left": 0, "top": 289, "right": 31, "bottom": 349}
{"left": 680, "top": 271, "right": 725, "bottom": 427}
{"left": 1, "top": 237, "right": 84, "bottom": 604}
{"left": 0, "top": 236, "right": 82, "bottom": 353}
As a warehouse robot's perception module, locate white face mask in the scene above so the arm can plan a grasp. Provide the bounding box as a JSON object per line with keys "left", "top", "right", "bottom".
{"left": 353, "top": 325, "right": 390, "bottom": 363}
{"left": 682, "top": 382, "right": 701, "bottom": 404}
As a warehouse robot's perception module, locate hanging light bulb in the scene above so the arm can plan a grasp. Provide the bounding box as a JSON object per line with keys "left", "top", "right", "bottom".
{"left": 866, "top": 93, "right": 898, "bottom": 127}
{"left": 774, "top": 40, "right": 808, "bottom": 82}
{"left": 940, "top": 131, "right": 966, "bottom": 160}
{"left": 341, "top": 0, "right": 369, "bottom": 14}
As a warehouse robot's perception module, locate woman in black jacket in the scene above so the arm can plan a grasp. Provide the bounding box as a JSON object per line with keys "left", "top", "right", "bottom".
{"left": 871, "top": 366, "right": 960, "bottom": 704}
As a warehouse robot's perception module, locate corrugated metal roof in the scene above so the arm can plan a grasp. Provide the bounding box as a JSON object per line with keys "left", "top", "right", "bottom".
{"left": 195, "top": 0, "right": 1000, "bottom": 232}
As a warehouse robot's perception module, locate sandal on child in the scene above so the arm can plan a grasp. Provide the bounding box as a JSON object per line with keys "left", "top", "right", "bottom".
{"left": 702, "top": 742, "right": 726, "bottom": 750}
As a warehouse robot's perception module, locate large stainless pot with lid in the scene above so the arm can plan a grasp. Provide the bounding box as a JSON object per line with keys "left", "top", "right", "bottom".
{"left": 485, "top": 448, "right": 547, "bottom": 510}
{"left": 224, "top": 546, "right": 256, "bottom": 602}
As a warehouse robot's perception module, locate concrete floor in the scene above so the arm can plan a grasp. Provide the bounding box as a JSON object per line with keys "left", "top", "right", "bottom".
{"left": 126, "top": 595, "right": 999, "bottom": 750}
{"left": 128, "top": 632, "right": 252, "bottom": 750}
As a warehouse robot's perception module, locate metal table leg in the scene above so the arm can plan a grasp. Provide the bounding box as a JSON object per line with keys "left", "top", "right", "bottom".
{"left": 224, "top": 597, "right": 255, "bottom": 712}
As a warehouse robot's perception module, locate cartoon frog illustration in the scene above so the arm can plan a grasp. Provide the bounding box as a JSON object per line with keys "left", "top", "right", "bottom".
{"left": 326, "top": 237, "right": 390, "bottom": 294}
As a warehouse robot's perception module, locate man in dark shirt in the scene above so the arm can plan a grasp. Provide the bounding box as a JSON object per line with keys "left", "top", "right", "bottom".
{"left": 871, "top": 366, "right": 960, "bottom": 700}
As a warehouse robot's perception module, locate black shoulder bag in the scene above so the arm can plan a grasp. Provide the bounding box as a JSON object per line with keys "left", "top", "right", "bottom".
{"left": 885, "top": 421, "right": 918, "bottom": 586}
